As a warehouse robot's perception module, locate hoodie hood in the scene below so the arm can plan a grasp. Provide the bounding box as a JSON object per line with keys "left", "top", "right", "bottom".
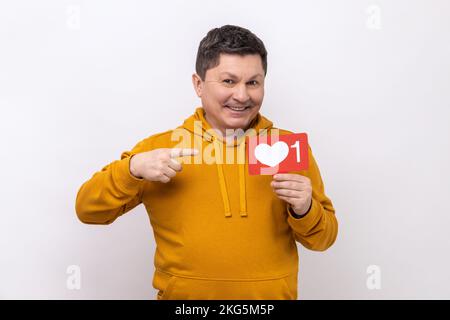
{"left": 180, "top": 107, "right": 273, "bottom": 218}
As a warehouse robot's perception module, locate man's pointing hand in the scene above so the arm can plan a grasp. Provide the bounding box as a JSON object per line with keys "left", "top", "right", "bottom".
{"left": 130, "top": 148, "right": 199, "bottom": 183}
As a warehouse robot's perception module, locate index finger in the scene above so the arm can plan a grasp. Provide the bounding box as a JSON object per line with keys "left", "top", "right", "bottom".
{"left": 170, "top": 148, "right": 199, "bottom": 158}
{"left": 273, "top": 173, "right": 308, "bottom": 182}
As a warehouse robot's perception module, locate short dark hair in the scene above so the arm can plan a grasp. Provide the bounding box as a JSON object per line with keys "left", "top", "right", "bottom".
{"left": 195, "top": 25, "right": 268, "bottom": 81}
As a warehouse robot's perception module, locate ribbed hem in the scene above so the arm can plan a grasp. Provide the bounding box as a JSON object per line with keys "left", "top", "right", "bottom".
{"left": 286, "top": 198, "right": 321, "bottom": 233}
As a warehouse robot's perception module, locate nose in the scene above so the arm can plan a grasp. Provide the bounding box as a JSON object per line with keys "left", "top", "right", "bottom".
{"left": 232, "top": 83, "right": 250, "bottom": 104}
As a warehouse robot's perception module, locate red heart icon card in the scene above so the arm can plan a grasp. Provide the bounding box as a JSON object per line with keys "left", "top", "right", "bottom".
{"left": 246, "top": 133, "right": 309, "bottom": 175}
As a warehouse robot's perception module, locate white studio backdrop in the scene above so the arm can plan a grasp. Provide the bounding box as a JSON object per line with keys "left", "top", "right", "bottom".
{"left": 1, "top": 0, "right": 449, "bottom": 299}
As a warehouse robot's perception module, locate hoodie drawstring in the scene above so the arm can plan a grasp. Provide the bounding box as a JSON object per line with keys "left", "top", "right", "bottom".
{"left": 238, "top": 141, "right": 247, "bottom": 217}
{"left": 186, "top": 107, "right": 272, "bottom": 218}
{"left": 214, "top": 138, "right": 232, "bottom": 217}
{"left": 212, "top": 137, "right": 247, "bottom": 218}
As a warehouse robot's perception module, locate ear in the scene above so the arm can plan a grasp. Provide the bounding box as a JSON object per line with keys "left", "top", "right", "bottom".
{"left": 192, "top": 73, "right": 203, "bottom": 98}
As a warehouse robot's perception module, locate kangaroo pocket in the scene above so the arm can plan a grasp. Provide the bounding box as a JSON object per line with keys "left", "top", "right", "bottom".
{"left": 154, "top": 269, "right": 297, "bottom": 300}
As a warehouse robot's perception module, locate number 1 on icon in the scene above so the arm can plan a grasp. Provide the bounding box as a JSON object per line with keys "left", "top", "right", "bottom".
{"left": 290, "top": 140, "right": 301, "bottom": 163}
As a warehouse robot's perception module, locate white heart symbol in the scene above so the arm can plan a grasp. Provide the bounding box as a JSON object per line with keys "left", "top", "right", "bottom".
{"left": 254, "top": 141, "right": 289, "bottom": 167}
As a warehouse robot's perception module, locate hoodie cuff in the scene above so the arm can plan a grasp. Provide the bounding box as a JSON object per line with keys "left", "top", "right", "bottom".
{"left": 115, "top": 156, "right": 144, "bottom": 193}
{"left": 288, "top": 200, "right": 312, "bottom": 219}
{"left": 287, "top": 198, "right": 321, "bottom": 232}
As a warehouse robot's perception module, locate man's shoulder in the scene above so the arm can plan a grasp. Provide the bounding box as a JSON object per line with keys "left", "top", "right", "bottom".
{"left": 270, "top": 127, "right": 295, "bottom": 136}
{"left": 145, "top": 129, "right": 176, "bottom": 142}
{"left": 130, "top": 129, "right": 181, "bottom": 153}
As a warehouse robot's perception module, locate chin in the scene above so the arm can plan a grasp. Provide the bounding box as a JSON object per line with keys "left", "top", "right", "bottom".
{"left": 224, "top": 119, "right": 251, "bottom": 131}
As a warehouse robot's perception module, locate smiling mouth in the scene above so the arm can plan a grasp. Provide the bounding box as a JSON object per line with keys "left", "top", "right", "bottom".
{"left": 224, "top": 105, "right": 251, "bottom": 112}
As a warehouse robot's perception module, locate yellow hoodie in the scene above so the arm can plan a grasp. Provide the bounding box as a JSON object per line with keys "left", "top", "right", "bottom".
{"left": 75, "top": 107, "right": 338, "bottom": 300}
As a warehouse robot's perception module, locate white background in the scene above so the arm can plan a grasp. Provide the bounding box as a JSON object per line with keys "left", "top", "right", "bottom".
{"left": 1, "top": 0, "right": 450, "bottom": 299}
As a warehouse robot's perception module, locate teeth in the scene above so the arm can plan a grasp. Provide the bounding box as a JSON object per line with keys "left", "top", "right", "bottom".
{"left": 227, "top": 106, "right": 247, "bottom": 111}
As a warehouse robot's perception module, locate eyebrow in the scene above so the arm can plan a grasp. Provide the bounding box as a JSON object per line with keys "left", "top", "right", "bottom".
{"left": 219, "top": 72, "right": 264, "bottom": 79}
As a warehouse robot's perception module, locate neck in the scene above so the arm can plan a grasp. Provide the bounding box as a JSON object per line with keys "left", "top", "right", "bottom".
{"left": 203, "top": 113, "right": 233, "bottom": 138}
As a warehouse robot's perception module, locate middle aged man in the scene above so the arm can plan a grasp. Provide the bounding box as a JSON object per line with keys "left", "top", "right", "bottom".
{"left": 75, "top": 24, "right": 338, "bottom": 300}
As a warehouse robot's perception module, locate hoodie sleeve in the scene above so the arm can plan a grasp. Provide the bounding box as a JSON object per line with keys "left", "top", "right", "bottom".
{"left": 286, "top": 147, "right": 338, "bottom": 251}
{"left": 75, "top": 140, "right": 147, "bottom": 225}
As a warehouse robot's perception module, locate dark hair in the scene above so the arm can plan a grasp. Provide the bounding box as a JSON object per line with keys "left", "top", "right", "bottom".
{"left": 195, "top": 25, "right": 268, "bottom": 81}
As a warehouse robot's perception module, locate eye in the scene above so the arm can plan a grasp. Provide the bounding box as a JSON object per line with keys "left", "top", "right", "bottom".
{"left": 223, "top": 79, "right": 234, "bottom": 84}
{"left": 248, "top": 80, "right": 259, "bottom": 86}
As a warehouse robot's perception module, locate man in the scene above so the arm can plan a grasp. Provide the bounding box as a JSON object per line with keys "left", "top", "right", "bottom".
{"left": 75, "top": 25, "right": 338, "bottom": 300}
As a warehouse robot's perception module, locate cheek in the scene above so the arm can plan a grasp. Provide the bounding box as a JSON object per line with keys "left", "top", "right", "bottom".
{"left": 250, "top": 89, "right": 264, "bottom": 104}
{"left": 204, "top": 86, "right": 232, "bottom": 104}
{"left": 201, "top": 91, "right": 224, "bottom": 113}
{"left": 215, "top": 88, "right": 233, "bottom": 104}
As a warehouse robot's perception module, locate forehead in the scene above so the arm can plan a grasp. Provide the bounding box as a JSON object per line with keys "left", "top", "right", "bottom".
{"left": 207, "top": 53, "right": 264, "bottom": 78}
